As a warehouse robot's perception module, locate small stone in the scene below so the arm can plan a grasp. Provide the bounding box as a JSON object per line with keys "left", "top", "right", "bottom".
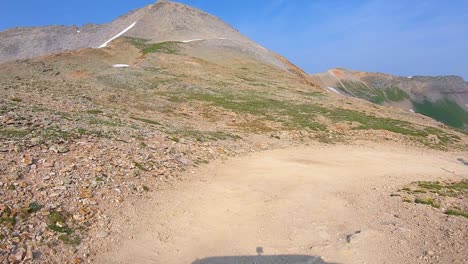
{"left": 30, "top": 138, "right": 42, "bottom": 145}
{"left": 23, "top": 244, "right": 34, "bottom": 261}
{"left": 8, "top": 247, "right": 26, "bottom": 263}
{"left": 80, "top": 188, "right": 93, "bottom": 199}
{"left": 176, "top": 157, "right": 191, "bottom": 166}
{"left": 44, "top": 160, "right": 55, "bottom": 167}
{"left": 22, "top": 155, "right": 33, "bottom": 165}
{"left": 425, "top": 250, "right": 435, "bottom": 257}
{"left": 41, "top": 210, "right": 50, "bottom": 216}
{"left": 50, "top": 145, "right": 69, "bottom": 153}
{"left": 96, "top": 231, "right": 109, "bottom": 238}
{"left": 64, "top": 178, "right": 72, "bottom": 185}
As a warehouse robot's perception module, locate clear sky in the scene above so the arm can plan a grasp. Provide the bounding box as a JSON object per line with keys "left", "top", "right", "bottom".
{"left": 1, "top": 0, "right": 467, "bottom": 79}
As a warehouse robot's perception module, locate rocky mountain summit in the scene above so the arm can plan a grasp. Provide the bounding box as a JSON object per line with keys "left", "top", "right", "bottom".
{"left": 1, "top": 1, "right": 467, "bottom": 264}
{"left": 0, "top": 0, "right": 291, "bottom": 71}
{"left": 311, "top": 68, "right": 468, "bottom": 129}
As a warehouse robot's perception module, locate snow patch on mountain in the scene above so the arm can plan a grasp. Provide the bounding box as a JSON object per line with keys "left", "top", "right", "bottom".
{"left": 99, "top": 22, "right": 137, "bottom": 48}
{"left": 181, "top": 39, "right": 204, "bottom": 43}
{"left": 180, "top": 38, "right": 229, "bottom": 43}
{"left": 327, "top": 87, "right": 343, "bottom": 95}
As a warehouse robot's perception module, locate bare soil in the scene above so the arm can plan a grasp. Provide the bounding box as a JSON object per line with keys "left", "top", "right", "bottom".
{"left": 93, "top": 143, "right": 468, "bottom": 264}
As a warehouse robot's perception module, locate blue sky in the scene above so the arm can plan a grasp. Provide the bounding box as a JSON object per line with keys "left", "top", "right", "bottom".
{"left": 1, "top": 0, "right": 467, "bottom": 79}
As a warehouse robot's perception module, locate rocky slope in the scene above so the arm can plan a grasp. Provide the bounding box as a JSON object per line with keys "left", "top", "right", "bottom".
{"left": 311, "top": 68, "right": 468, "bottom": 129}
{"left": 1, "top": 1, "right": 467, "bottom": 264}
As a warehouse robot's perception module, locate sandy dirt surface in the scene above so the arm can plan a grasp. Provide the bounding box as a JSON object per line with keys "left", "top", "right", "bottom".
{"left": 94, "top": 144, "right": 468, "bottom": 264}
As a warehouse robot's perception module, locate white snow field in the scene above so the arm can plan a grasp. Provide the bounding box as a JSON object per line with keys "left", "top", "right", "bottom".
{"left": 112, "top": 64, "right": 130, "bottom": 68}
{"left": 327, "top": 87, "right": 343, "bottom": 95}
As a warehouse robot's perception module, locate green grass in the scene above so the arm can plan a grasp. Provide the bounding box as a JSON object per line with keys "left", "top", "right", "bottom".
{"left": 171, "top": 129, "right": 239, "bottom": 142}
{"left": 162, "top": 88, "right": 459, "bottom": 146}
{"left": 39, "top": 127, "right": 72, "bottom": 141}
{"left": 142, "top": 42, "right": 179, "bottom": 54}
{"left": 337, "top": 81, "right": 387, "bottom": 104}
{"left": 88, "top": 117, "right": 122, "bottom": 127}
{"left": 295, "top": 90, "right": 325, "bottom": 97}
{"left": 48, "top": 211, "right": 73, "bottom": 234}
{"left": 127, "top": 37, "right": 179, "bottom": 54}
{"left": 326, "top": 108, "right": 434, "bottom": 138}
{"left": 58, "top": 234, "right": 82, "bottom": 245}
{"left": 414, "top": 197, "right": 440, "bottom": 208}
{"left": 385, "top": 87, "right": 409, "bottom": 102}
{"left": 445, "top": 208, "right": 468, "bottom": 218}
{"left": 133, "top": 161, "right": 147, "bottom": 171}
{"left": 0, "top": 206, "right": 16, "bottom": 227}
{"left": 416, "top": 180, "right": 467, "bottom": 197}
{"left": 27, "top": 202, "right": 43, "bottom": 213}
{"left": 131, "top": 116, "right": 162, "bottom": 126}
{"left": 86, "top": 109, "right": 104, "bottom": 115}
{"left": 0, "top": 128, "right": 30, "bottom": 138}
{"left": 179, "top": 90, "right": 327, "bottom": 131}
{"left": 412, "top": 98, "right": 468, "bottom": 128}
{"left": 337, "top": 82, "right": 409, "bottom": 103}
{"left": 423, "top": 127, "right": 461, "bottom": 144}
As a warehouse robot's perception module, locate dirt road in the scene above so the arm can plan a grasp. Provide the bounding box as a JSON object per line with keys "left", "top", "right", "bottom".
{"left": 94, "top": 144, "right": 468, "bottom": 264}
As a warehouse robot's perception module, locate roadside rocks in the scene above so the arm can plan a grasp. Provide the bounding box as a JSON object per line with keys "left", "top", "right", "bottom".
{"left": 0, "top": 110, "right": 255, "bottom": 264}
{"left": 8, "top": 247, "right": 26, "bottom": 263}
{"left": 49, "top": 145, "right": 69, "bottom": 153}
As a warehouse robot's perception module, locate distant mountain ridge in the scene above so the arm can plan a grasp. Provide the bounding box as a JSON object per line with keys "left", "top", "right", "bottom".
{"left": 311, "top": 68, "right": 468, "bottom": 129}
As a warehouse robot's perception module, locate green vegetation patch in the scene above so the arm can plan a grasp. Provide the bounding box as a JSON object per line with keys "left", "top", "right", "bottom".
{"left": 445, "top": 208, "right": 468, "bottom": 218}
{"left": 397, "top": 180, "right": 467, "bottom": 218}
{"left": 27, "top": 202, "right": 43, "bottom": 214}
{"left": 161, "top": 88, "right": 459, "bottom": 146}
{"left": 412, "top": 98, "right": 468, "bottom": 128}
{"left": 48, "top": 211, "right": 73, "bottom": 234}
{"left": 39, "top": 127, "right": 72, "bottom": 141}
{"left": 385, "top": 87, "right": 409, "bottom": 102}
{"left": 0, "top": 206, "right": 16, "bottom": 227}
{"left": 133, "top": 161, "right": 147, "bottom": 171}
{"left": 127, "top": 37, "right": 179, "bottom": 54}
{"left": 0, "top": 128, "right": 30, "bottom": 138}
{"left": 327, "top": 108, "right": 426, "bottom": 136}
{"left": 337, "top": 81, "right": 386, "bottom": 104}
{"left": 416, "top": 180, "right": 468, "bottom": 197}
{"left": 170, "top": 128, "right": 239, "bottom": 142}
{"left": 414, "top": 197, "right": 440, "bottom": 208}
{"left": 86, "top": 109, "right": 104, "bottom": 115}
{"left": 58, "top": 234, "right": 82, "bottom": 246}
{"left": 175, "top": 90, "right": 327, "bottom": 131}
{"left": 131, "top": 116, "right": 162, "bottom": 126}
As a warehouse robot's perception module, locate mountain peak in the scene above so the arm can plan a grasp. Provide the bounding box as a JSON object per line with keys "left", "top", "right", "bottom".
{"left": 0, "top": 0, "right": 296, "bottom": 71}
{"left": 0, "top": 0, "right": 246, "bottom": 63}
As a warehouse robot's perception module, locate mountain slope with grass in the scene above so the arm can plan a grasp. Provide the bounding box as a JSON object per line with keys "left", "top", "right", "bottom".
{"left": 311, "top": 68, "right": 468, "bottom": 130}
